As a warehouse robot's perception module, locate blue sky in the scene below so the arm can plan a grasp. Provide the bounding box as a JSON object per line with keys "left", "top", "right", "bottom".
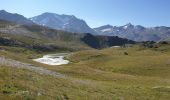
{"left": 0, "top": 0, "right": 170, "bottom": 27}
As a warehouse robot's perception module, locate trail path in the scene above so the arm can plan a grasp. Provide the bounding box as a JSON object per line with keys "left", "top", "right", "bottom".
{"left": 0, "top": 56, "right": 65, "bottom": 78}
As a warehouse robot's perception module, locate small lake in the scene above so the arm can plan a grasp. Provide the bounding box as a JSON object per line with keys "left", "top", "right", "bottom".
{"left": 33, "top": 53, "right": 69, "bottom": 65}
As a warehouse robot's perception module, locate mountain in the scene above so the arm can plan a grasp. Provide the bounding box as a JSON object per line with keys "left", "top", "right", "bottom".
{"left": 0, "top": 19, "right": 135, "bottom": 51}
{"left": 81, "top": 33, "right": 135, "bottom": 48}
{"left": 94, "top": 23, "right": 170, "bottom": 42}
{"left": 30, "top": 12, "right": 96, "bottom": 34}
{"left": 1, "top": 10, "right": 169, "bottom": 42}
{"left": 0, "top": 10, "right": 34, "bottom": 25}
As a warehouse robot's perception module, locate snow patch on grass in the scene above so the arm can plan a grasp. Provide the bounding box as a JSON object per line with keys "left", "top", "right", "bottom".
{"left": 33, "top": 54, "right": 69, "bottom": 65}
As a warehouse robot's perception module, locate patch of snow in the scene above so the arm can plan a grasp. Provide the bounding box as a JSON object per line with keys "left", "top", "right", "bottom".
{"left": 111, "top": 46, "right": 121, "bottom": 48}
{"left": 63, "top": 23, "right": 69, "bottom": 26}
{"left": 41, "top": 24, "right": 46, "bottom": 26}
{"left": 30, "top": 18, "right": 35, "bottom": 21}
{"left": 123, "top": 25, "right": 128, "bottom": 29}
{"left": 101, "top": 28, "right": 112, "bottom": 32}
{"left": 62, "top": 23, "right": 70, "bottom": 28}
{"left": 33, "top": 54, "right": 69, "bottom": 65}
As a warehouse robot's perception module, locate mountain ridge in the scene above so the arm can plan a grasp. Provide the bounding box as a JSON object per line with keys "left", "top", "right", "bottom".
{"left": 94, "top": 24, "right": 170, "bottom": 41}
{"left": 0, "top": 19, "right": 135, "bottom": 51}
{"left": 0, "top": 10, "right": 34, "bottom": 25}
{"left": 0, "top": 10, "right": 170, "bottom": 42}
{"left": 30, "top": 12, "right": 97, "bottom": 34}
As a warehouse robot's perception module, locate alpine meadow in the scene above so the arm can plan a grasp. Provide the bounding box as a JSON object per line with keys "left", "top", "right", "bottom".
{"left": 0, "top": 0, "right": 170, "bottom": 100}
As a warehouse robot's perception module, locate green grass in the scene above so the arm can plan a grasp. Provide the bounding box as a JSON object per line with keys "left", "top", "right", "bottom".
{"left": 1, "top": 44, "right": 170, "bottom": 99}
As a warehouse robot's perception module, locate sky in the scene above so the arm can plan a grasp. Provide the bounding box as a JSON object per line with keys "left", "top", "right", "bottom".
{"left": 0, "top": 0, "right": 170, "bottom": 28}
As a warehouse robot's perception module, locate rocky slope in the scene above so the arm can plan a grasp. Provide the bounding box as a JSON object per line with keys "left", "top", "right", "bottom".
{"left": 94, "top": 23, "right": 170, "bottom": 41}
{"left": 30, "top": 12, "right": 96, "bottom": 34}
{"left": 0, "top": 20, "right": 135, "bottom": 51}
{"left": 0, "top": 10, "right": 34, "bottom": 25}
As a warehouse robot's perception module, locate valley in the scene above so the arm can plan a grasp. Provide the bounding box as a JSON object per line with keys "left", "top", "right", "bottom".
{"left": 1, "top": 43, "right": 170, "bottom": 99}
{"left": 0, "top": 9, "right": 170, "bottom": 100}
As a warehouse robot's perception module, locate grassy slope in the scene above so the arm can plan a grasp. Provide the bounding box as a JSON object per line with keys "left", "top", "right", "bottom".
{"left": 1, "top": 44, "right": 170, "bottom": 100}
{"left": 0, "top": 20, "right": 92, "bottom": 52}
{"left": 0, "top": 20, "right": 169, "bottom": 99}
{"left": 0, "top": 20, "right": 136, "bottom": 52}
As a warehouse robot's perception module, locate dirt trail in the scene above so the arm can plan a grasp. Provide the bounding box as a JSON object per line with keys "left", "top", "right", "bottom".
{"left": 0, "top": 56, "right": 101, "bottom": 85}
{"left": 0, "top": 56, "right": 65, "bottom": 78}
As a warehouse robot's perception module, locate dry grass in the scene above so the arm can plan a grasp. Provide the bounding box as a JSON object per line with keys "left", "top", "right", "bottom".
{"left": 1, "top": 45, "right": 170, "bottom": 99}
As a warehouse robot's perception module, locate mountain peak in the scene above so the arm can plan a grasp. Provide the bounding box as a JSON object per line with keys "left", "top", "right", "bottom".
{"left": 123, "top": 23, "right": 134, "bottom": 29}
{"left": 94, "top": 24, "right": 113, "bottom": 29}
{"left": 40, "top": 12, "right": 58, "bottom": 17}
{"left": 0, "top": 10, "right": 8, "bottom": 14}
{"left": 41, "top": 12, "right": 76, "bottom": 18}
{"left": 0, "top": 10, "right": 7, "bottom": 12}
{"left": 30, "top": 12, "right": 96, "bottom": 34}
{"left": 44, "top": 12, "right": 53, "bottom": 14}
{"left": 0, "top": 10, "right": 34, "bottom": 25}
{"left": 104, "top": 24, "right": 113, "bottom": 27}
{"left": 124, "top": 23, "right": 133, "bottom": 27}
{"left": 126, "top": 23, "right": 132, "bottom": 25}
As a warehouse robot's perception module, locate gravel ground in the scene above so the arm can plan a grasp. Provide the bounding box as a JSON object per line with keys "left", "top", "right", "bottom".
{"left": 0, "top": 56, "right": 65, "bottom": 78}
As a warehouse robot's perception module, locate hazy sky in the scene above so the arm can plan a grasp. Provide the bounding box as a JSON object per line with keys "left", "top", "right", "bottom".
{"left": 0, "top": 0, "right": 170, "bottom": 27}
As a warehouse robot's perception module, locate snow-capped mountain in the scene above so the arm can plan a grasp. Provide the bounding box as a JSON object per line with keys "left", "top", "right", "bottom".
{"left": 1, "top": 10, "right": 170, "bottom": 42}
{"left": 0, "top": 10, "right": 34, "bottom": 25}
{"left": 30, "top": 13, "right": 96, "bottom": 34}
{"left": 94, "top": 23, "right": 170, "bottom": 41}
